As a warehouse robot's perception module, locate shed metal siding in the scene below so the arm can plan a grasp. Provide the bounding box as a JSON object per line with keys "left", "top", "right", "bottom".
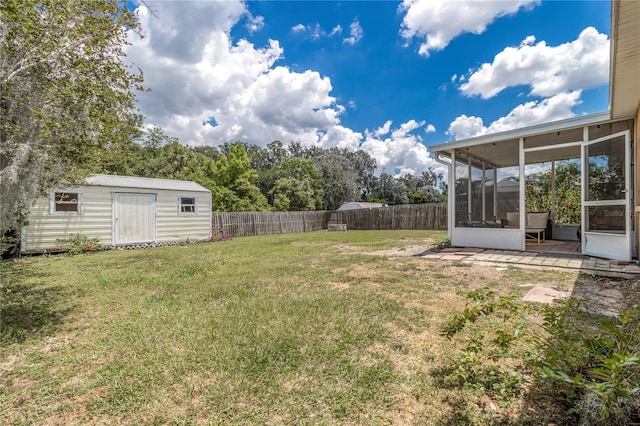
{"left": 22, "top": 178, "right": 212, "bottom": 252}
{"left": 22, "top": 185, "right": 114, "bottom": 251}
{"left": 155, "top": 192, "right": 212, "bottom": 242}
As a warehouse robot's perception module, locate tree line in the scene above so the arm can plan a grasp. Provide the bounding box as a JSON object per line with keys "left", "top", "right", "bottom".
{"left": 100, "top": 127, "right": 445, "bottom": 213}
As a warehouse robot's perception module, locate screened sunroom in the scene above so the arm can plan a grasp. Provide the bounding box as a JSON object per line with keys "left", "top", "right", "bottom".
{"left": 430, "top": 114, "right": 636, "bottom": 261}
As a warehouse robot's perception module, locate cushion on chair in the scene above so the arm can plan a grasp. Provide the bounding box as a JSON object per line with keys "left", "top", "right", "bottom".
{"left": 526, "top": 212, "right": 549, "bottom": 229}
{"left": 505, "top": 212, "right": 520, "bottom": 228}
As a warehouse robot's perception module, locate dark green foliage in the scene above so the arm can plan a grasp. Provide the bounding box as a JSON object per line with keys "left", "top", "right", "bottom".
{"left": 269, "top": 158, "right": 323, "bottom": 211}
{"left": 538, "top": 302, "right": 640, "bottom": 423}
{"left": 101, "top": 127, "right": 219, "bottom": 194}
{"left": 369, "top": 172, "right": 409, "bottom": 205}
{"left": 435, "top": 239, "right": 452, "bottom": 251}
{"left": 236, "top": 141, "right": 382, "bottom": 211}
{"left": 526, "top": 160, "right": 581, "bottom": 224}
{"left": 1, "top": 0, "right": 144, "bottom": 233}
{"left": 191, "top": 145, "right": 221, "bottom": 161}
{"left": 400, "top": 169, "right": 445, "bottom": 204}
{"left": 105, "top": 130, "right": 442, "bottom": 212}
{"left": 212, "top": 143, "right": 270, "bottom": 211}
{"left": 303, "top": 146, "right": 376, "bottom": 210}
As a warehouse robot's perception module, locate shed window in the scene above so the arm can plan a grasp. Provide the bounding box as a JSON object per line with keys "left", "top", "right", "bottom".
{"left": 179, "top": 197, "right": 196, "bottom": 214}
{"left": 51, "top": 191, "right": 82, "bottom": 214}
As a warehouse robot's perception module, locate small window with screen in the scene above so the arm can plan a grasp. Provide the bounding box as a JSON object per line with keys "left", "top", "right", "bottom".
{"left": 53, "top": 192, "right": 81, "bottom": 213}
{"left": 180, "top": 197, "right": 196, "bottom": 214}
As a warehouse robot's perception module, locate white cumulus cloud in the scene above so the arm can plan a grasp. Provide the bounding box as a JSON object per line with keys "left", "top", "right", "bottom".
{"left": 245, "top": 14, "right": 264, "bottom": 34}
{"left": 292, "top": 22, "right": 346, "bottom": 40}
{"left": 460, "top": 27, "right": 609, "bottom": 99}
{"left": 127, "top": 2, "right": 344, "bottom": 147}
{"left": 318, "top": 125, "right": 363, "bottom": 150}
{"left": 447, "top": 91, "right": 582, "bottom": 140}
{"left": 125, "top": 2, "right": 438, "bottom": 177}
{"left": 362, "top": 120, "right": 444, "bottom": 176}
{"left": 374, "top": 120, "right": 393, "bottom": 137}
{"left": 399, "top": 0, "right": 539, "bottom": 57}
{"left": 330, "top": 25, "right": 342, "bottom": 36}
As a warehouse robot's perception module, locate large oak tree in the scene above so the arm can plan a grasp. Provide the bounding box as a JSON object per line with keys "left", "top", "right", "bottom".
{"left": 1, "top": 0, "right": 143, "bottom": 233}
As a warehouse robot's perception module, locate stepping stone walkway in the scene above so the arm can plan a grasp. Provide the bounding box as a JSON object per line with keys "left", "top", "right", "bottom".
{"left": 419, "top": 247, "right": 640, "bottom": 317}
{"left": 419, "top": 247, "right": 640, "bottom": 279}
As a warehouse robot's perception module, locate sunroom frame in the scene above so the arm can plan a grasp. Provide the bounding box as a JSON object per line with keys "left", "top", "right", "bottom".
{"left": 430, "top": 114, "right": 636, "bottom": 260}
{"left": 430, "top": 0, "right": 640, "bottom": 261}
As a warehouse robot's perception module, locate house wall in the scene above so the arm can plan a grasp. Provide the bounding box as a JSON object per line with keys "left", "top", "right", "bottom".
{"left": 22, "top": 184, "right": 211, "bottom": 253}
{"left": 635, "top": 105, "right": 640, "bottom": 259}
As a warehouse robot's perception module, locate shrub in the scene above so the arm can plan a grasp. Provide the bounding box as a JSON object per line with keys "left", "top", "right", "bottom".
{"left": 441, "top": 288, "right": 640, "bottom": 424}
{"left": 538, "top": 302, "right": 640, "bottom": 424}
{"left": 212, "top": 224, "right": 235, "bottom": 241}
{"left": 435, "top": 238, "right": 452, "bottom": 251}
{"left": 56, "top": 233, "right": 104, "bottom": 255}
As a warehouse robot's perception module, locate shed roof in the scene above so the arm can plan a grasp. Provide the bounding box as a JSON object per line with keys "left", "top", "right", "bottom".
{"left": 84, "top": 174, "right": 211, "bottom": 193}
{"left": 337, "top": 202, "right": 386, "bottom": 210}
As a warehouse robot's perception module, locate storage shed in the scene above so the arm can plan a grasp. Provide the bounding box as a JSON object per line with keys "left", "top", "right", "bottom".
{"left": 21, "top": 174, "right": 212, "bottom": 253}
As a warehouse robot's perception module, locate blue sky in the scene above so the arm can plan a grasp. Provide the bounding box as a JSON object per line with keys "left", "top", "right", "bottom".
{"left": 126, "top": 0, "right": 611, "bottom": 176}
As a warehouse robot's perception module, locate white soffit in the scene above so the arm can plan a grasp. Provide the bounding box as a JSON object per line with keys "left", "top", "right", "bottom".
{"left": 430, "top": 114, "right": 633, "bottom": 168}
{"left": 610, "top": 0, "right": 640, "bottom": 119}
{"left": 429, "top": 112, "right": 610, "bottom": 154}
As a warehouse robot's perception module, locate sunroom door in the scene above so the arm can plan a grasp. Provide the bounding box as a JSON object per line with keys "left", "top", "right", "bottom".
{"left": 581, "top": 131, "right": 631, "bottom": 261}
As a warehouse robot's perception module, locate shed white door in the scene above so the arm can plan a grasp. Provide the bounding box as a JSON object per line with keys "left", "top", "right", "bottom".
{"left": 113, "top": 193, "right": 156, "bottom": 245}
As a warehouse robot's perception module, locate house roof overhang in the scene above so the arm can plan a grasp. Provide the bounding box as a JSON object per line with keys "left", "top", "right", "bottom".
{"left": 429, "top": 112, "right": 619, "bottom": 168}
{"left": 609, "top": 0, "right": 640, "bottom": 119}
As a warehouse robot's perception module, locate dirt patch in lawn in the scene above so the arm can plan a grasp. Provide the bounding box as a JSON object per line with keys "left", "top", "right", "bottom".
{"left": 369, "top": 245, "right": 432, "bottom": 257}
{"left": 336, "top": 237, "right": 437, "bottom": 257}
{"left": 342, "top": 239, "right": 640, "bottom": 315}
{"left": 571, "top": 274, "right": 640, "bottom": 315}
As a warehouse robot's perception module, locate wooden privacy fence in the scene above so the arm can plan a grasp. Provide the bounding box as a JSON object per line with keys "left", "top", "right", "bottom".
{"left": 212, "top": 204, "right": 448, "bottom": 238}
{"left": 336, "top": 203, "right": 447, "bottom": 231}
{"left": 212, "top": 210, "right": 334, "bottom": 237}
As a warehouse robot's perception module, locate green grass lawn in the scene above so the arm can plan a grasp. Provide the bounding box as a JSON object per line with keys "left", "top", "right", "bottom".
{"left": 1, "top": 230, "right": 580, "bottom": 425}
